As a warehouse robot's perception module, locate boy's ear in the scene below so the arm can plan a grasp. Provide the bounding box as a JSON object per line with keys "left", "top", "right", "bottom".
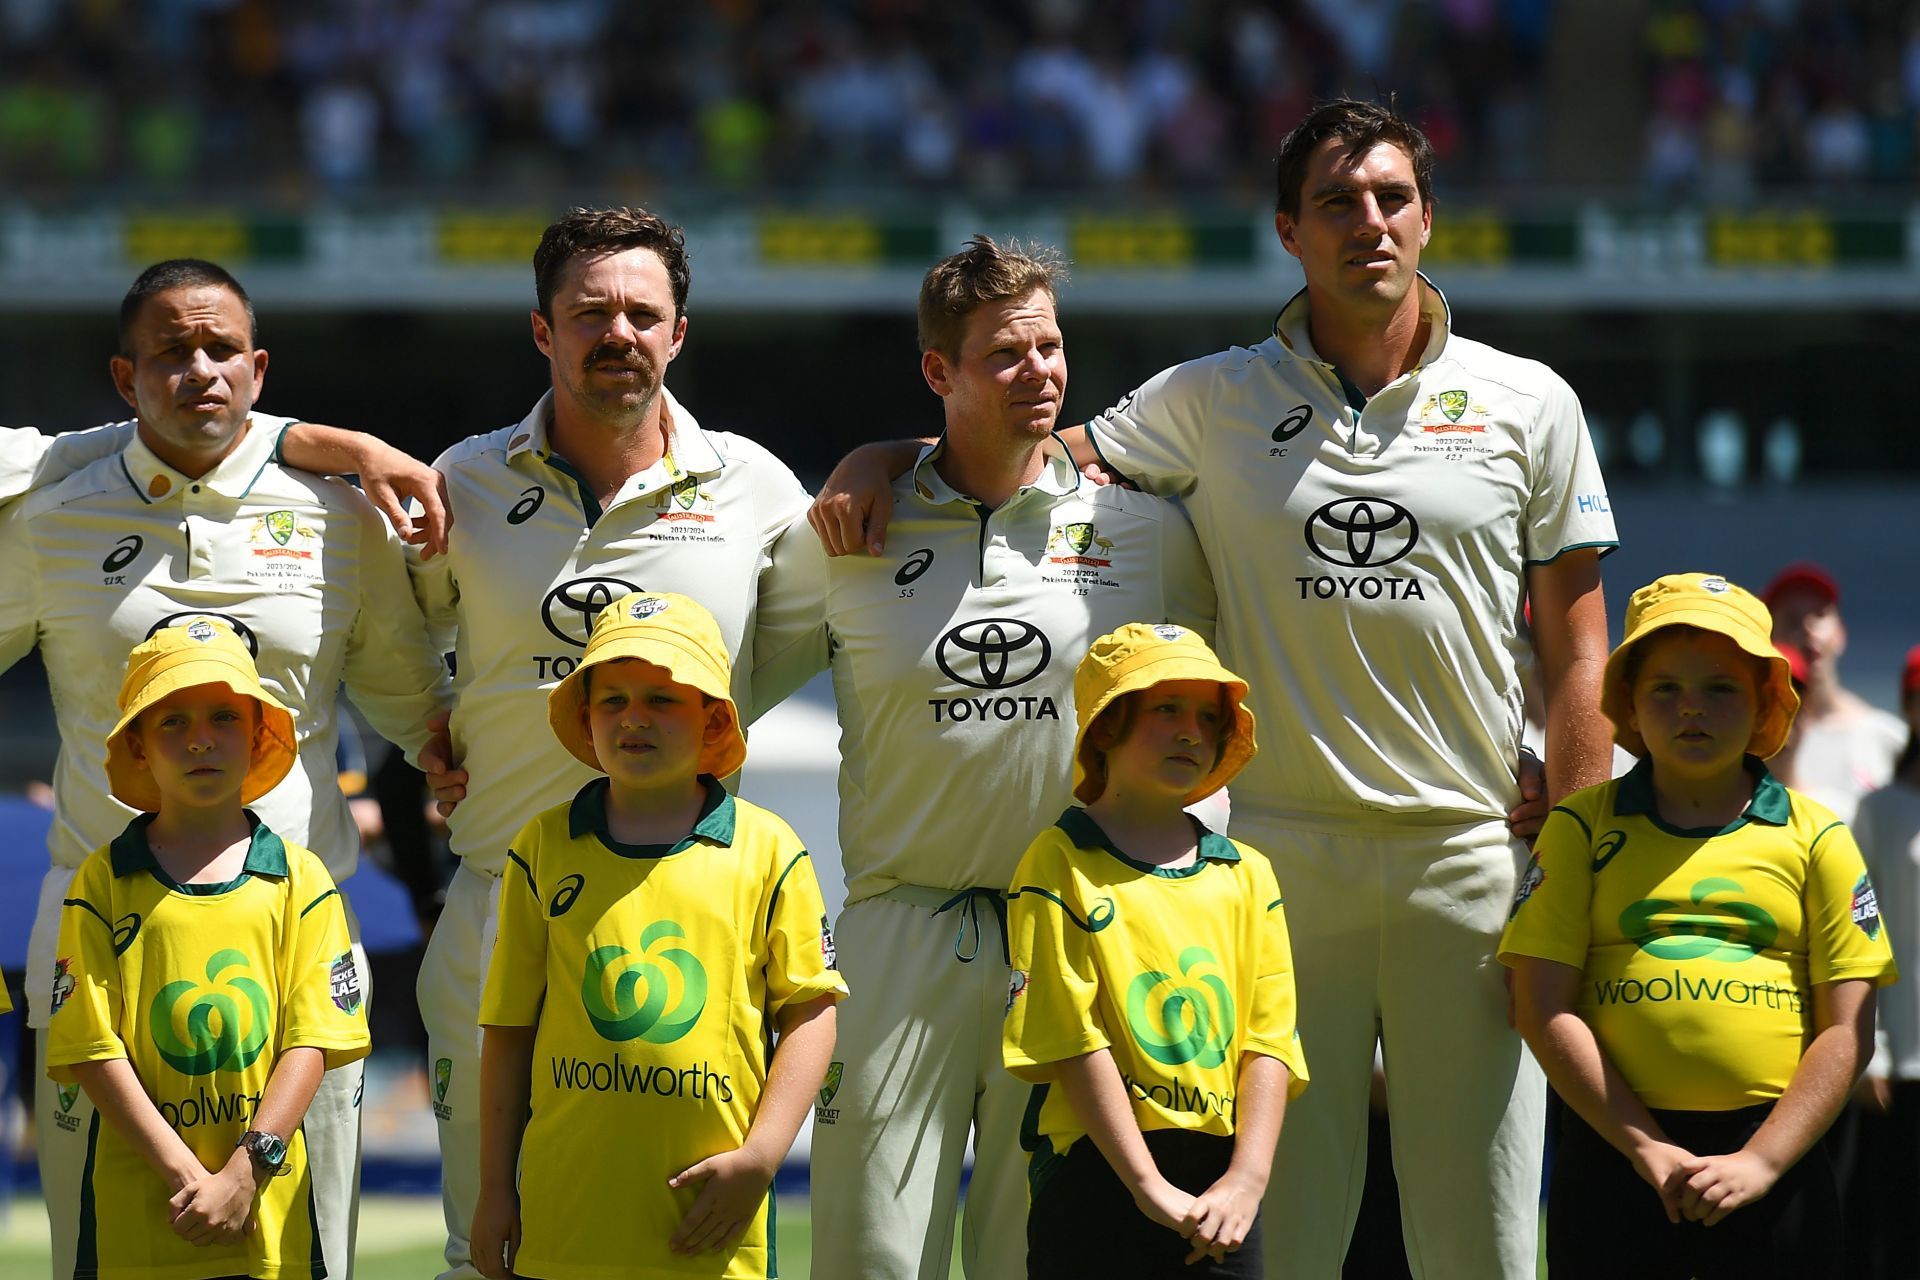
{"left": 124, "top": 725, "right": 149, "bottom": 767}
{"left": 703, "top": 699, "right": 732, "bottom": 745}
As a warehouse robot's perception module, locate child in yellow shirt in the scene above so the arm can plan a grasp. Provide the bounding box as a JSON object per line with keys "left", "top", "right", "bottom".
{"left": 471, "top": 592, "right": 845, "bottom": 1280}
{"left": 1003, "top": 623, "right": 1308, "bottom": 1278}
{"left": 1502, "top": 574, "right": 1897, "bottom": 1278}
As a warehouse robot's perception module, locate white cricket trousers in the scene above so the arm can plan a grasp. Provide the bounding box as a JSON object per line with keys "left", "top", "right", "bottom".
{"left": 1243, "top": 819, "right": 1545, "bottom": 1280}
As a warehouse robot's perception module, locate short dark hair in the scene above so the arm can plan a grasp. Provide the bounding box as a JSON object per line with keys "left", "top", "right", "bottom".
{"left": 1274, "top": 97, "right": 1436, "bottom": 218}
{"left": 533, "top": 207, "right": 691, "bottom": 321}
{"left": 118, "top": 259, "right": 257, "bottom": 357}
{"left": 917, "top": 235, "right": 1066, "bottom": 356}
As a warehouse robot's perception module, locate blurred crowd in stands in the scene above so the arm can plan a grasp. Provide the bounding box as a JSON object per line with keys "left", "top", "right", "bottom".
{"left": 0, "top": 0, "right": 1916, "bottom": 203}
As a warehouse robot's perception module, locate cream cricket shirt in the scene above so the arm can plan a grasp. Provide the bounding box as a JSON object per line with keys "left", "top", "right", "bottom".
{"left": 763, "top": 441, "right": 1216, "bottom": 905}
{"left": 0, "top": 416, "right": 446, "bottom": 1023}
{"left": 1086, "top": 281, "right": 1617, "bottom": 833}
{"left": 411, "top": 390, "right": 812, "bottom": 877}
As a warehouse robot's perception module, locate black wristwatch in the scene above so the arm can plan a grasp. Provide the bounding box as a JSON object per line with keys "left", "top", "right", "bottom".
{"left": 237, "top": 1129, "right": 290, "bottom": 1177}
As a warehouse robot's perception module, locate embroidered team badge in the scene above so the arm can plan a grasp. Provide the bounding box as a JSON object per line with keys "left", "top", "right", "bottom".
{"left": 629, "top": 597, "right": 671, "bottom": 621}
{"left": 816, "top": 1060, "right": 844, "bottom": 1124}
{"left": 1006, "top": 968, "right": 1030, "bottom": 1012}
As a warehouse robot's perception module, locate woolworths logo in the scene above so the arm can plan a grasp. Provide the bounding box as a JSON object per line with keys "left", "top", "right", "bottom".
{"left": 1620, "top": 878, "right": 1777, "bottom": 963}
{"left": 1126, "top": 947, "right": 1235, "bottom": 1068}
{"left": 149, "top": 950, "right": 271, "bottom": 1076}
{"left": 582, "top": 922, "right": 707, "bottom": 1044}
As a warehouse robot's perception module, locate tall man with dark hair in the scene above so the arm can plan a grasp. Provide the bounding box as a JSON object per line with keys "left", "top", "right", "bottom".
{"left": 759, "top": 236, "right": 1219, "bottom": 1279}
{"left": 349, "top": 207, "right": 821, "bottom": 1280}
{"left": 0, "top": 259, "right": 449, "bottom": 1279}
{"left": 814, "top": 101, "right": 1616, "bottom": 1276}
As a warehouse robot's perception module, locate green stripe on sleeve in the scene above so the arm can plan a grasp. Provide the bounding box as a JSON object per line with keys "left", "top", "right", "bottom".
{"left": 299, "top": 888, "right": 340, "bottom": 919}
{"left": 767, "top": 851, "right": 811, "bottom": 932}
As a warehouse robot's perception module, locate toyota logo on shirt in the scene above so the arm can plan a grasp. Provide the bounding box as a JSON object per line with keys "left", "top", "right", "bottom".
{"left": 935, "top": 618, "right": 1052, "bottom": 690}
{"left": 541, "top": 577, "right": 643, "bottom": 647}
{"left": 1304, "top": 498, "right": 1420, "bottom": 568}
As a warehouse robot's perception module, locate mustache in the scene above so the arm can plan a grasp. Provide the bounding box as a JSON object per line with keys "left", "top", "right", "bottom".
{"left": 585, "top": 345, "right": 651, "bottom": 372}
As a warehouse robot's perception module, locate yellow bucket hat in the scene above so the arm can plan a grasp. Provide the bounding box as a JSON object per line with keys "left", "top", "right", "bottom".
{"left": 104, "top": 619, "right": 298, "bottom": 812}
{"left": 547, "top": 591, "right": 747, "bottom": 779}
{"left": 1072, "top": 622, "right": 1257, "bottom": 804}
{"left": 1601, "top": 573, "right": 1800, "bottom": 760}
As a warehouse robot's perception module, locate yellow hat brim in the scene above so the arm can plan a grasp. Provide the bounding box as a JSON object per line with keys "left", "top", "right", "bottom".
{"left": 104, "top": 655, "right": 297, "bottom": 813}
{"left": 1601, "top": 604, "right": 1799, "bottom": 760}
{"left": 1072, "top": 647, "right": 1258, "bottom": 805}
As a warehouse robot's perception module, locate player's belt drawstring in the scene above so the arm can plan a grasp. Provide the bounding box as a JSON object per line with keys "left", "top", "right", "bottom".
{"left": 931, "top": 887, "right": 1009, "bottom": 966}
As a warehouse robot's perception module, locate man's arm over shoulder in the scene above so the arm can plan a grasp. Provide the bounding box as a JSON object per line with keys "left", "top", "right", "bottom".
{"left": 1, "top": 422, "right": 137, "bottom": 502}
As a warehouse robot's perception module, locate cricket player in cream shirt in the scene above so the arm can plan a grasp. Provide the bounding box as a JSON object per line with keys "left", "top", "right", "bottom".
{"left": 760, "top": 237, "right": 1217, "bottom": 1280}
{"left": 1062, "top": 103, "right": 1619, "bottom": 1277}
{"left": 404, "top": 209, "right": 820, "bottom": 1280}
{"left": 0, "top": 260, "right": 447, "bottom": 1280}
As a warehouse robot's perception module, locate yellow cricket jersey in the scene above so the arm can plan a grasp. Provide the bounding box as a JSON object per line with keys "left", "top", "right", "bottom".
{"left": 481, "top": 779, "right": 848, "bottom": 1280}
{"left": 1499, "top": 760, "right": 1898, "bottom": 1110}
{"left": 45, "top": 818, "right": 370, "bottom": 1280}
{"left": 1003, "top": 810, "right": 1309, "bottom": 1189}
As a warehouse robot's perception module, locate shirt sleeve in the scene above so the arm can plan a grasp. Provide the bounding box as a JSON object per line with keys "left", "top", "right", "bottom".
{"left": 1522, "top": 370, "right": 1617, "bottom": 564}
{"left": 280, "top": 853, "right": 372, "bottom": 1070}
{"left": 747, "top": 513, "right": 830, "bottom": 724}
{"left": 1498, "top": 806, "right": 1596, "bottom": 969}
{"left": 340, "top": 490, "right": 451, "bottom": 765}
{"left": 405, "top": 457, "right": 463, "bottom": 660}
{"left": 1003, "top": 836, "right": 1109, "bottom": 1082}
{"left": 1241, "top": 851, "right": 1309, "bottom": 1095}
{"left": 1806, "top": 819, "right": 1899, "bottom": 987}
{"left": 0, "top": 500, "right": 40, "bottom": 676}
{"left": 1082, "top": 360, "right": 1216, "bottom": 498}
{"left": 45, "top": 857, "right": 129, "bottom": 1079}
{"left": 0, "top": 421, "right": 135, "bottom": 502}
{"left": 481, "top": 821, "right": 550, "bottom": 1027}
{"left": 760, "top": 839, "right": 848, "bottom": 1015}
{"left": 1157, "top": 497, "right": 1217, "bottom": 647}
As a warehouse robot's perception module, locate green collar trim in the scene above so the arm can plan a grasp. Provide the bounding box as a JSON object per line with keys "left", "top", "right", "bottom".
{"left": 1614, "top": 756, "right": 1791, "bottom": 836}
{"left": 1055, "top": 807, "right": 1238, "bottom": 879}
{"left": 110, "top": 812, "right": 288, "bottom": 893}
{"left": 567, "top": 776, "right": 736, "bottom": 858}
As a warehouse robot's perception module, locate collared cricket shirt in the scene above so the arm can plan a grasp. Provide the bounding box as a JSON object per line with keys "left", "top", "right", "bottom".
{"left": 1500, "top": 760, "right": 1897, "bottom": 1110}
{"left": 47, "top": 818, "right": 369, "bottom": 1280}
{"left": 412, "top": 390, "right": 811, "bottom": 877}
{"left": 482, "top": 779, "right": 846, "bottom": 1280}
{"left": 1086, "top": 282, "right": 1618, "bottom": 833}
{"left": 762, "top": 441, "right": 1216, "bottom": 905}
{"left": 1003, "top": 809, "right": 1308, "bottom": 1186}
{"left": 0, "top": 416, "right": 446, "bottom": 1022}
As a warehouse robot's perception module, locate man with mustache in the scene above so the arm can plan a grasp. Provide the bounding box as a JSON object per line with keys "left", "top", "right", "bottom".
{"left": 361, "top": 206, "right": 821, "bottom": 1280}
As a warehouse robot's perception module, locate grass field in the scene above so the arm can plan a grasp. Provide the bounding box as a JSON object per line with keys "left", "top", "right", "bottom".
{"left": 0, "top": 1192, "right": 964, "bottom": 1279}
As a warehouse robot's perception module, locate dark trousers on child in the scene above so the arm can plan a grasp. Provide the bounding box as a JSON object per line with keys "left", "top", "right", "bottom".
{"left": 1546, "top": 1101, "right": 1842, "bottom": 1280}
{"left": 1028, "top": 1128, "right": 1262, "bottom": 1278}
